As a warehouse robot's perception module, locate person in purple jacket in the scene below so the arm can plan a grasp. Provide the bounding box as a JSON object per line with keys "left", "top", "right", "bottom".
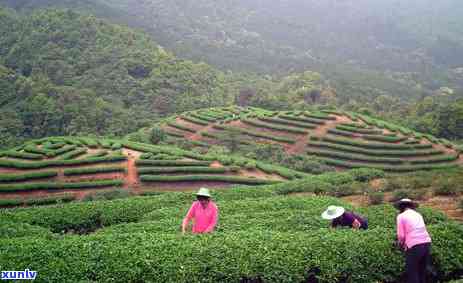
{"left": 321, "top": 205, "right": 368, "bottom": 230}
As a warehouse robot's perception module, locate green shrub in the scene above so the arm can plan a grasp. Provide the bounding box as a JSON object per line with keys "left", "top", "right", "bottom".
{"left": 63, "top": 166, "right": 125, "bottom": 176}
{"left": 140, "top": 175, "right": 280, "bottom": 185}
{"left": 213, "top": 124, "right": 295, "bottom": 144}
{"left": 59, "top": 148, "right": 87, "bottom": 160}
{"left": 4, "top": 151, "right": 43, "bottom": 160}
{"left": 181, "top": 115, "right": 210, "bottom": 126}
{"left": 0, "top": 180, "right": 123, "bottom": 192}
{"left": 369, "top": 192, "right": 385, "bottom": 205}
{"left": 0, "top": 171, "right": 58, "bottom": 182}
{"left": 136, "top": 160, "right": 211, "bottom": 167}
{"left": 306, "top": 148, "right": 405, "bottom": 164}
{"left": 335, "top": 125, "right": 382, "bottom": 135}
{"left": 138, "top": 166, "right": 233, "bottom": 174}
{"left": 349, "top": 168, "right": 385, "bottom": 182}
{"left": 150, "top": 126, "right": 167, "bottom": 144}
{"left": 24, "top": 194, "right": 76, "bottom": 206}
{"left": 278, "top": 114, "right": 325, "bottom": 125}
{"left": 82, "top": 189, "right": 132, "bottom": 202}
{"left": 166, "top": 122, "right": 196, "bottom": 133}
{"left": 242, "top": 119, "right": 308, "bottom": 134}
{"left": 258, "top": 116, "right": 317, "bottom": 129}
{"left": 434, "top": 182, "right": 459, "bottom": 196}
{"left": 362, "top": 134, "right": 408, "bottom": 143}
{"left": 390, "top": 190, "right": 411, "bottom": 202}
{"left": 308, "top": 140, "right": 442, "bottom": 157}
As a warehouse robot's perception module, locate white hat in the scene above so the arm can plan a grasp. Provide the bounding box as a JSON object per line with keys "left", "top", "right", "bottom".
{"left": 196, "top": 187, "right": 211, "bottom": 198}
{"left": 394, "top": 198, "right": 418, "bottom": 209}
{"left": 321, "top": 205, "right": 345, "bottom": 220}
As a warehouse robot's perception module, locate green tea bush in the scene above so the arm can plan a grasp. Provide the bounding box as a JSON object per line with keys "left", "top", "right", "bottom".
{"left": 0, "top": 171, "right": 58, "bottom": 182}
{"left": 136, "top": 160, "right": 212, "bottom": 167}
{"left": 59, "top": 148, "right": 87, "bottom": 160}
{"left": 0, "top": 180, "right": 123, "bottom": 192}
{"left": 140, "top": 175, "right": 279, "bottom": 185}
{"left": 363, "top": 134, "right": 408, "bottom": 143}
{"left": 336, "top": 125, "right": 382, "bottom": 135}
{"left": 213, "top": 124, "right": 295, "bottom": 144}
{"left": 138, "top": 166, "right": 235, "bottom": 174}
{"left": 278, "top": 114, "right": 325, "bottom": 125}
{"left": 180, "top": 115, "right": 210, "bottom": 126}
{"left": 308, "top": 140, "right": 442, "bottom": 157}
{"left": 82, "top": 189, "right": 132, "bottom": 202}
{"left": 242, "top": 118, "right": 308, "bottom": 134}
{"left": 258, "top": 116, "right": 317, "bottom": 129}
{"left": 63, "top": 166, "right": 125, "bottom": 176}
{"left": 369, "top": 192, "right": 385, "bottom": 205}
{"left": 166, "top": 122, "right": 196, "bottom": 133}
{"left": 4, "top": 151, "right": 43, "bottom": 160}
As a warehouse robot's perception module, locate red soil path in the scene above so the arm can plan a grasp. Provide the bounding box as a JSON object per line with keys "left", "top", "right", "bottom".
{"left": 122, "top": 149, "right": 142, "bottom": 190}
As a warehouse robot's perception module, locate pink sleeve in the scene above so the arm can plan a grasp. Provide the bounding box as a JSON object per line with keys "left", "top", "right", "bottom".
{"left": 182, "top": 202, "right": 197, "bottom": 226}
{"left": 204, "top": 203, "right": 218, "bottom": 233}
{"left": 396, "top": 215, "right": 406, "bottom": 245}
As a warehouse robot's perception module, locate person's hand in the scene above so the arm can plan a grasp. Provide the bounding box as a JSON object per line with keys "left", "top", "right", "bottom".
{"left": 352, "top": 219, "right": 361, "bottom": 229}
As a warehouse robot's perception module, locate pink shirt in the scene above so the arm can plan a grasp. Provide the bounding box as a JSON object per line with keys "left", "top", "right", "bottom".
{"left": 183, "top": 201, "right": 218, "bottom": 233}
{"left": 396, "top": 209, "right": 431, "bottom": 249}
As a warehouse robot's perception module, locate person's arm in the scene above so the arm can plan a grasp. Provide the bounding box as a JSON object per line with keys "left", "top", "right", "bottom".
{"left": 396, "top": 215, "right": 406, "bottom": 249}
{"left": 204, "top": 203, "right": 218, "bottom": 233}
{"left": 352, "top": 219, "right": 361, "bottom": 229}
{"left": 182, "top": 202, "right": 196, "bottom": 234}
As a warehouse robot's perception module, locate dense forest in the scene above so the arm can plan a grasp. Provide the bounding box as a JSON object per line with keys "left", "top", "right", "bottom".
{"left": 0, "top": 1, "right": 462, "bottom": 149}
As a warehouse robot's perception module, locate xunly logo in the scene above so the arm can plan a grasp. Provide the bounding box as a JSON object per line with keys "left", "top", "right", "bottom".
{"left": 1, "top": 269, "right": 37, "bottom": 280}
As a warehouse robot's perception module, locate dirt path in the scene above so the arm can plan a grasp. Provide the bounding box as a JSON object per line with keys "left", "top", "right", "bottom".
{"left": 122, "top": 149, "right": 142, "bottom": 190}
{"left": 188, "top": 124, "right": 216, "bottom": 141}
{"left": 311, "top": 115, "right": 352, "bottom": 137}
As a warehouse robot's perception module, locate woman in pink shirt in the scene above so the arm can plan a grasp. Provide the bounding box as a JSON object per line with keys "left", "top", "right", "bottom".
{"left": 395, "top": 199, "right": 432, "bottom": 283}
{"left": 182, "top": 188, "right": 219, "bottom": 234}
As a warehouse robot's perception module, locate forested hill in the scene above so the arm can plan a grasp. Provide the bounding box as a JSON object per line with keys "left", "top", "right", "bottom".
{"left": 5, "top": 0, "right": 463, "bottom": 113}
{"left": 0, "top": 7, "right": 235, "bottom": 149}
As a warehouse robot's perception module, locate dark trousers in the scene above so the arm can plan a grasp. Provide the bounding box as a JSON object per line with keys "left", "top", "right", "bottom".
{"left": 405, "top": 242, "right": 431, "bottom": 283}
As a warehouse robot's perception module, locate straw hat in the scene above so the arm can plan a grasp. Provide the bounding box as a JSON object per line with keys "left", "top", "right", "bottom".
{"left": 321, "top": 205, "right": 345, "bottom": 220}
{"left": 196, "top": 187, "right": 211, "bottom": 198}
{"left": 394, "top": 198, "right": 418, "bottom": 209}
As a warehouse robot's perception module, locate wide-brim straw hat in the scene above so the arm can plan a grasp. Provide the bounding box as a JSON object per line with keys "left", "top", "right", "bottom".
{"left": 196, "top": 187, "right": 211, "bottom": 198}
{"left": 394, "top": 198, "right": 418, "bottom": 209}
{"left": 321, "top": 205, "right": 345, "bottom": 220}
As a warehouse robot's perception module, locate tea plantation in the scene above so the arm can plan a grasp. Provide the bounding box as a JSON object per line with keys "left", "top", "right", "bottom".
{"left": 1, "top": 172, "right": 462, "bottom": 282}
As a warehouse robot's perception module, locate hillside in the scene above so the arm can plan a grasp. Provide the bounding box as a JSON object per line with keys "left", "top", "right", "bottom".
{"left": 0, "top": 136, "right": 310, "bottom": 207}
{"left": 5, "top": 0, "right": 463, "bottom": 100}
{"left": 0, "top": 7, "right": 234, "bottom": 150}
{"left": 138, "top": 106, "right": 463, "bottom": 173}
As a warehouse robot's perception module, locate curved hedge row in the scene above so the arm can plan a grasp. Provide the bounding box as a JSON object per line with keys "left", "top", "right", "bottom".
{"left": 362, "top": 134, "right": 408, "bottom": 143}
{"left": 0, "top": 156, "right": 126, "bottom": 169}
{"left": 258, "top": 117, "right": 317, "bottom": 129}
{"left": 279, "top": 114, "right": 326, "bottom": 125}
{"left": 3, "top": 151, "right": 43, "bottom": 160}
{"left": 335, "top": 125, "right": 382, "bottom": 135}
{"left": 0, "top": 180, "right": 123, "bottom": 193}
{"left": 306, "top": 149, "right": 405, "bottom": 164}
{"left": 140, "top": 175, "right": 280, "bottom": 185}
{"left": 242, "top": 119, "right": 308, "bottom": 134}
{"left": 213, "top": 125, "right": 296, "bottom": 144}
{"left": 166, "top": 122, "right": 197, "bottom": 133}
{"left": 303, "top": 112, "right": 337, "bottom": 121}
{"left": 180, "top": 115, "right": 210, "bottom": 126}
{"left": 59, "top": 148, "right": 87, "bottom": 160}
{"left": 308, "top": 140, "right": 443, "bottom": 157}
{"left": 315, "top": 157, "right": 459, "bottom": 172}
{"left": 63, "top": 166, "right": 126, "bottom": 176}
{"left": 138, "top": 166, "right": 239, "bottom": 174}
{"left": 0, "top": 171, "right": 58, "bottom": 182}
{"left": 321, "top": 136, "right": 432, "bottom": 150}
{"left": 136, "top": 160, "right": 212, "bottom": 167}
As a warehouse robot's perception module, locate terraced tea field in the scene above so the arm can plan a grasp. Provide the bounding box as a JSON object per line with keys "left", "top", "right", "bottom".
{"left": 0, "top": 137, "right": 305, "bottom": 207}
{"left": 154, "top": 106, "right": 462, "bottom": 172}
